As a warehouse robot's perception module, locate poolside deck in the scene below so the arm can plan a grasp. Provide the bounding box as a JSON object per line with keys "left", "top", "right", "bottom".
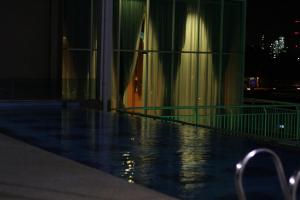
{"left": 0, "top": 133, "right": 177, "bottom": 200}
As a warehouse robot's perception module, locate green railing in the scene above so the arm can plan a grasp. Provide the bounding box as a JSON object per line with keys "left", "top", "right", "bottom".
{"left": 118, "top": 102, "right": 300, "bottom": 140}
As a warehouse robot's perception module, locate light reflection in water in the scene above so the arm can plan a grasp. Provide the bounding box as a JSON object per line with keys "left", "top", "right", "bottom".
{"left": 179, "top": 125, "right": 211, "bottom": 192}
{"left": 121, "top": 152, "right": 135, "bottom": 183}
{"left": 59, "top": 109, "right": 213, "bottom": 194}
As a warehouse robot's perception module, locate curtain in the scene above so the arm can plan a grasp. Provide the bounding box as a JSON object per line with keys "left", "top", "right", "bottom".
{"left": 142, "top": 0, "right": 171, "bottom": 115}
{"left": 118, "top": 0, "right": 146, "bottom": 106}
{"left": 149, "top": 0, "right": 173, "bottom": 109}
{"left": 223, "top": 2, "right": 244, "bottom": 105}
{"left": 174, "top": 3, "right": 219, "bottom": 121}
{"left": 143, "top": 0, "right": 187, "bottom": 115}
{"left": 137, "top": 0, "right": 244, "bottom": 118}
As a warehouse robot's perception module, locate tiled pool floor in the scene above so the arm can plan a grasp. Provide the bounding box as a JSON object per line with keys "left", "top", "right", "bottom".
{"left": 1, "top": 103, "right": 300, "bottom": 199}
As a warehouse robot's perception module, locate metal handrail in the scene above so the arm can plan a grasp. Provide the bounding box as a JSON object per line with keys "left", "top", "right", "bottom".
{"left": 118, "top": 104, "right": 300, "bottom": 141}
{"left": 118, "top": 104, "right": 300, "bottom": 111}
{"left": 289, "top": 170, "right": 300, "bottom": 200}
{"left": 235, "top": 148, "right": 291, "bottom": 200}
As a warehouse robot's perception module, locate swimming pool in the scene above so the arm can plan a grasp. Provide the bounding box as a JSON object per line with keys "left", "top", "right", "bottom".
{"left": 0, "top": 102, "right": 300, "bottom": 200}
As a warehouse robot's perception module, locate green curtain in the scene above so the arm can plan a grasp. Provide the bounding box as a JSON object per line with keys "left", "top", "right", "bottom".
{"left": 222, "top": 1, "right": 245, "bottom": 105}
{"left": 118, "top": 0, "right": 146, "bottom": 106}
{"left": 149, "top": 0, "right": 187, "bottom": 109}
{"left": 172, "top": 1, "right": 220, "bottom": 122}
{"left": 149, "top": 0, "right": 172, "bottom": 108}
{"left": 198, "top": 2, "right": 220, "bottom": 106}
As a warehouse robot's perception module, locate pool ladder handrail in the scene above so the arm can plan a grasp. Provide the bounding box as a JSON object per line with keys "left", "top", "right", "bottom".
{"left": 235, "top": 148, "right": 291, "bottom": 200}
{"left": 289, "top": 170, "right": 300, "bottom": 200}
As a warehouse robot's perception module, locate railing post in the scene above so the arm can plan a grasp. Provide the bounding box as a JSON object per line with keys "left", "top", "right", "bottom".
{"left": 264, "top": 106, "right": 268, "bottom": 137}
{"left": 289, "top": 170, "right": 300, "bottom": 200}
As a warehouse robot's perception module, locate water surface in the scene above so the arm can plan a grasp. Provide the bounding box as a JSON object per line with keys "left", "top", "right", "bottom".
{"left": 0, "top": 103, "right": 300, "bottom": 199}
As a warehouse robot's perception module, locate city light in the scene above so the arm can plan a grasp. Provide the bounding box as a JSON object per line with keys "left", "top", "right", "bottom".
{"left": 259, "top": 34, "right": 265, "bottom": 50}
{"left": 278, "top": 124, "right": 285, "bottom": 129}
{"left": 270, "top": 36, "right": 286, "bottom": 59}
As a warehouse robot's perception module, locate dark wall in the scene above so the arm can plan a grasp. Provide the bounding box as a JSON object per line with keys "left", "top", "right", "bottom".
{"left": 0, "top": 0, "right": 60, "bottom": 99}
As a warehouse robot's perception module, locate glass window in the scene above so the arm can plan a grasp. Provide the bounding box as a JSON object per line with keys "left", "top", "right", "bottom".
{"left": 63, "top": 0, "right": 91, "bottom": 49}
{"left": 113, "top": 0, "right": 246, "bottom": 109}
{"left": 62, "top": 50, "right": 90, "bottom": 99}
{"left": 147, "top": 0, "right": 173, "bottom": 51}
{"left": 223, "top": 0, "right": 246, "bottom": 53}
{"left": 123, "top": 0, "right": 146, "bottom": 51}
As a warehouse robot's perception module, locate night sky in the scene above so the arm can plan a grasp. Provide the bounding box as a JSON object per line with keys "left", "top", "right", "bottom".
{"left": 245, "top": 1, "right": 300, "bottom": 81}
{"left": 246, "top": 1, "right": 299, "bottom": 44}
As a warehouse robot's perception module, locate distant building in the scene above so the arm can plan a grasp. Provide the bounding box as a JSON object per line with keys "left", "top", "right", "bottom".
{"left": 259, "top": 34, "right": 266, "bottom": 50}
{"left": 290, "top": 19, "right": 300, "bottom": 61}
{"left": 270, "top": 36, "right": 286, "bottom": 59}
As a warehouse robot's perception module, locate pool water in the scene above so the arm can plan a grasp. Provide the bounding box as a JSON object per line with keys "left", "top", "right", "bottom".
{"left": 1, "top": 103, "right": 300, "bottom": 200}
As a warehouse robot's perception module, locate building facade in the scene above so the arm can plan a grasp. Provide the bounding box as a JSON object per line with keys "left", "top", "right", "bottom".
{"left": 111, "top": 0, "right": 247, "bottom": 112}
{"left": 0, "top": 0, "right": 246, "bottom": 112}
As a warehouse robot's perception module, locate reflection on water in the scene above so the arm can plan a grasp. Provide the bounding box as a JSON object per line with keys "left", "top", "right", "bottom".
{"left": 1, "top": 105, "right": 300, "bottom": 200}
{"left": 179, "top": 126, "right": 210, "bottom": 193}
{"left": 121, "top": 152, "right": 135, "bottom": 183}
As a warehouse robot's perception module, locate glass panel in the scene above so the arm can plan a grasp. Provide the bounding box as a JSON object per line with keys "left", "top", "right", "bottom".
{"left": 223, "top": 0, "right": 245, "bottom": 53}
{"left": 147, "top": 0, "right": 173, "bottom": 51}
{"left": 63, "top": 0, "right": 91, "bottom": 49}
{"left": 115, "top": 0, "right": 146, "bottom": 51}
{"left": 164, "top": 52, "right": 221, "bottom": 123}
{"left": 174, "top": 0, "right": 221, "bottom": 53}
{"left": 199, "top": 1, "right": 221, "bottom": 52}
{"left": 222, "top": 54, "right": 243, "bottom": 104}
{"left": 92, "top": 0, "right": 101, "bottom": 50}
{"left": 115, "top": 51, "right": 145, "bottom": 108}
{"left": 113, "top": 0, "right": 120, "bottom": 50}
{"left": 173, "top": 52, "right": 220, "bottom": 106}
{"left": 62, "top": 50, "right": 91, "bottom": 99}
{"left": 174, "top": 52, "right": 198, "bottom": 107}
{"left": 121, "top": 51, "right": 145, "bottom": 108}
{"left": 89, "top": 50, "right": 98, "bottom": 99}
{"left": 111, "top": 52, "right": 119, "bottom": 109}
{"left": 143, "top": 53, "right": 173, "bottom": 110}
{"left": 196, "top": 53, "right": 221, "bottom": 106}
{"left": 175, "top": 0, "right": 199, "bottom": 52}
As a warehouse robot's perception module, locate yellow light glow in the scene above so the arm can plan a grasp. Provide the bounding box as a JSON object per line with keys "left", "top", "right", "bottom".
{"left": 175, "top": 9, "right": 215, "bottom": 113}
{"left": 128, "top": 179, "right": 134, "bottom": 183}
